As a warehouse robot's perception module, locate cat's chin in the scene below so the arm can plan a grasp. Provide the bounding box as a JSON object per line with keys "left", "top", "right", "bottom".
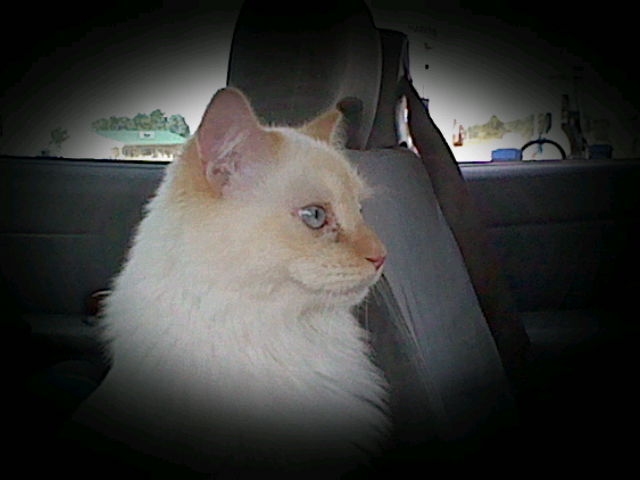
{"left": 303, "top": 279, "right": 376, "bottom": 308}
{"left": 289, "top": 268, "right": 383, "bottom": 308}
{"left": 340, "top": 271, "right": 385, "bottom": 306}
{"left": 338, "top": 285, "right": 371, "bottom": 307}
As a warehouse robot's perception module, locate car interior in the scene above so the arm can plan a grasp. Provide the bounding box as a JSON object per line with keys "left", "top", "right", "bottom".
{"left": 2, "top": 0, "right": 638, "bottom": 476}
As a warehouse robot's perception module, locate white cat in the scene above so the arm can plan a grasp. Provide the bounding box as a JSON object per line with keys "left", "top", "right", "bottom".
{"left": 73, "top": 88, "right": 390, "bottom": 474}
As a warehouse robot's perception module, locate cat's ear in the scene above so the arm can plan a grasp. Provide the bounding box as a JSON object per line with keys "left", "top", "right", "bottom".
{"left": 196, "top": 88, "right": 274, "bottom": 197}
{"left": 299, "top": 109, "right": 343, "bottom": 144}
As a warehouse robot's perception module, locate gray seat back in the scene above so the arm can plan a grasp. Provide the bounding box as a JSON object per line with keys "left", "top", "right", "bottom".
{"left": 226, "top": 0, "right": 515, "bottom": 445}
{"left": 351, "top": 148, "right": 513, "bottom": 441}
{"left": 368, "top": 28, "right": 530, "bottom": 379}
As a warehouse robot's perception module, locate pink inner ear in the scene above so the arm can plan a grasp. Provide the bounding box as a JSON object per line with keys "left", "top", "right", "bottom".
{"left": 196, "top": 88, "right": 271, "bottom": 195}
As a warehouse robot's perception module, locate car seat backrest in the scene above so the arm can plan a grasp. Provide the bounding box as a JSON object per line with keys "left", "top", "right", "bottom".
{"left": 349, "top": 147, "right": 514, "bottom": 441}
{"left": 365, "top": 27, "right": 530, "bottom": 379}
{"left": 398, "top": 66, "right": 531, "bottom": 379}
{"left": 225, "top": 0, "right": 516, "bottom": 444}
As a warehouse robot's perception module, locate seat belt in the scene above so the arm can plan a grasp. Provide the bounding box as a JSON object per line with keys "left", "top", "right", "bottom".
{"left": 399, "top": 76, "right": 531, "bottom": 381}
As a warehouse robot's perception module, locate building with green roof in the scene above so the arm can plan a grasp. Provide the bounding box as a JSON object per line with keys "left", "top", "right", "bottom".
{"left": 95, "top": 130, "right": 188, "bottom": 160}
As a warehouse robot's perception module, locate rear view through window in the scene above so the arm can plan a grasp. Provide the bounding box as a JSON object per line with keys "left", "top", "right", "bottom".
{"left": 1, "top": 3, "right": 636, "bottom": 163}
{"left": 0, "top": 4, "right": 239, "bottom": 162}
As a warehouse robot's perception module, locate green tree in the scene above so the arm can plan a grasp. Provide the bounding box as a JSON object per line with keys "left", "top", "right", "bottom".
{"left": 50, "top": 127, "right": 69, "bottom": 148}
{"left": 168, "top": 114, "right": 190, "bottom": 137}
{"left": 91, "top": 118, "right": 109, "bottom": 130}
{"left": 133, "top": 113, "right": 152, "bottom": 130}
{"left": 114, "top": 116, "right": 134, "bottom": 130}
{"left": 91, "top": 110, "right": 190, "bottom": 135}
{"left": 149, "top": 109, "right": 167, "bottom": 130}
{"left": 40, "top": 127, "right": 69, "bottom": 156}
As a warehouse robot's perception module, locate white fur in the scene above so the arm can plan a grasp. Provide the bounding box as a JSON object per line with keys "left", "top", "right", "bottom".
{"left": 75, "top": 124, "right": 389, "bottom": 473}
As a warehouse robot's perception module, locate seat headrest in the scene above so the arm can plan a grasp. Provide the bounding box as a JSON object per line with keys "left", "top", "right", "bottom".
{"left": 227, "top": 0, "right": 381, "bottom": 149}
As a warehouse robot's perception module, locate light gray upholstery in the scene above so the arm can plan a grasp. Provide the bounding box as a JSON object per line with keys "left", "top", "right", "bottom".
{"left": 225, "top": 0, "right": 515, "bottom": 446}
{"left": 399, "top": 65, "right": 530, "bottom": 378}
{"left": 351, "top": 148, "right": 512, "bottom": 440}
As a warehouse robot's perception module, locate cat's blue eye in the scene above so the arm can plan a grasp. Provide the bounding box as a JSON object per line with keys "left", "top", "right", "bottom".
{"left": 299, "top": 205, "right": 327, "bottom": 229}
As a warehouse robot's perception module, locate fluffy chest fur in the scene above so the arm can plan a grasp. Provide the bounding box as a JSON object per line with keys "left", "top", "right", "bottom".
{"left": 94, "top": 270, "right": 388, "bottom": 467}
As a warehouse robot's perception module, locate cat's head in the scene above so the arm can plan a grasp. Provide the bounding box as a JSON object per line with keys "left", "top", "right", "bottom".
{"left": 171, "top": 88, "right": 385, "bottom": 308}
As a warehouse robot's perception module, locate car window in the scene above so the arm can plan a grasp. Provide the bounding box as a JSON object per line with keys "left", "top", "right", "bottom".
{"left": 1, "top": 3, "right": 635, "bottom": 163}
{"left": 369, "top": 3, "right": 637, "bottom": 162}
{"left": 0, "top": 3, "right": 241, "bottom": 161}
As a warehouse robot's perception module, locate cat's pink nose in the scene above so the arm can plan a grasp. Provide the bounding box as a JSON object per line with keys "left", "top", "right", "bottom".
{"left": 366, "top": 255, "right": 386, "bottom": 271}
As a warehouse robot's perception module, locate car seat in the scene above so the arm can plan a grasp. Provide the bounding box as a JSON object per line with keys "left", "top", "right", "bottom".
{"left": 227, "top": 0, "right": 529, "bottom": 465}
